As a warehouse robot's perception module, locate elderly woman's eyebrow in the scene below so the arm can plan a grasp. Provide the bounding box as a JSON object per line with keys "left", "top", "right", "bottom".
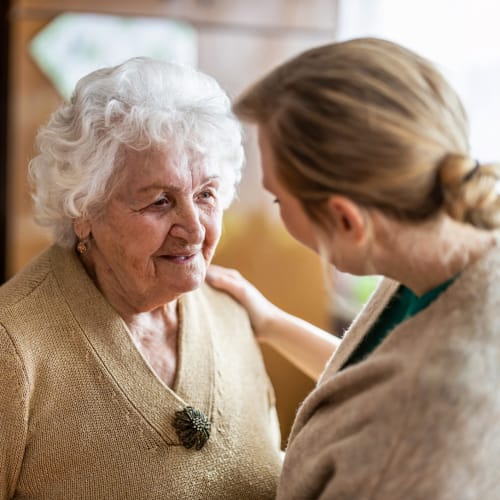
{"left": 137, "top": 176, "right": 222, "bottom": 194}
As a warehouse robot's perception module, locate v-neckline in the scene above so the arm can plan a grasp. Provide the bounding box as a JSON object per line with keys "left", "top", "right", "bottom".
{"left": 50, "top": 245, "right": 215, "bottom": 445}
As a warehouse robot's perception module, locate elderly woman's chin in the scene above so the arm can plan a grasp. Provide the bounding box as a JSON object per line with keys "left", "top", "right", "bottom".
{"left": 154, "top": 253, "right": 209, "bottom": 299}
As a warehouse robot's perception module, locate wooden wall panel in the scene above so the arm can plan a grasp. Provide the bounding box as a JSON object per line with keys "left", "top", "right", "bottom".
{"left": 8, "top": 15, "right": 57, "bottom": 274}
{"left": 12, "top": 0, "right": 337, "bottom": 32}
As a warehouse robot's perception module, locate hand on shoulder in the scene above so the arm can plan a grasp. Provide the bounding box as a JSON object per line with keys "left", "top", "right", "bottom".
{"left": 206, "top": 264, "right": 339, "bottom": 380}
{"left": 206, "top": 265, "right": 279, "bottom": 341}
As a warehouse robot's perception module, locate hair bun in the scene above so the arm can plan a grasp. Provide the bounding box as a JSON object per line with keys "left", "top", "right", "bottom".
{"left": 438, "top": 153, "right": 477, "bottom": 188}
{"left": 438, "top": 153, "right": 500, "bottom": 228}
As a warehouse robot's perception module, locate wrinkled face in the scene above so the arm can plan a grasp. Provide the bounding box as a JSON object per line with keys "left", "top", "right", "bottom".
{"left": 83, "top": 147, "right": 223, "bottom": 312}
{"left": 258, "top": 128, "right": 318, "bottom": 253}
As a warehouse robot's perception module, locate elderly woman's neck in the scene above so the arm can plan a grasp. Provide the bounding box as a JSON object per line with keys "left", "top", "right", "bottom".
{"left": 77, "top": 250, "right": 179, "bottom": 326}
{"left": 371, "top": 212, "right": 497, "bottom": 296}
{"left": 122, "top": 301, "right": 178, "bottom": 330}
{"left": 125, "top": 302, "right": 178, "bottom": 339}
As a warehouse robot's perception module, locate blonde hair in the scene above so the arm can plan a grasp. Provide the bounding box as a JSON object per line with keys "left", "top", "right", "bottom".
{"left": 234, "top": 37, "right": 500, "bottom": 229}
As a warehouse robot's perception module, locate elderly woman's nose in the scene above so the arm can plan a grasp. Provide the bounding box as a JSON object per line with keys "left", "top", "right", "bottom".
{"left": 169, "top": 203, "right": 204, "bottom": 241}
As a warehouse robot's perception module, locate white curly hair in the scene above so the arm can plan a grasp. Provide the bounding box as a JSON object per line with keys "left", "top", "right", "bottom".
{"left": 29, "top": 56, "right": 244, "bottom": 247}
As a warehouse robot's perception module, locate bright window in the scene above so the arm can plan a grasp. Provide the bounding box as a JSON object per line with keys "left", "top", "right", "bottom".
{"left": 30, "top": 13, "right": 197, "bottom": 99}
{"left": 337, "top": 0, "right": 500, "bottom": 161}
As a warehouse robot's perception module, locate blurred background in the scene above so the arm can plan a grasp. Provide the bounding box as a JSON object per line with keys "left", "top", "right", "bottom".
{"left": 1, "top": 0, "right": 499, "bottom": 444}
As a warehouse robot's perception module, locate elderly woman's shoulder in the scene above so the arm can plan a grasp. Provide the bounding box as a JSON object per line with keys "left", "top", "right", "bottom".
{"left": 198, "top": 281, "right": 251, "bottom": 322}
{"left": 0, "top": 247, "right": 54, "bottom": 312}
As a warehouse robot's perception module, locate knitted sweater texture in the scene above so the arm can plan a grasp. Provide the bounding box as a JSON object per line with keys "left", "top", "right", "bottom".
{"left": 278, "top": 241, "right": 500, "bottom": 500}
{"left": 0, "top": 245, "right": 282, "bottom": 499}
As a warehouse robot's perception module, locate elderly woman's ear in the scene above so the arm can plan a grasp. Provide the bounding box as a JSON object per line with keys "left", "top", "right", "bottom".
{"left": 73, "top": 218, "right": 91, "bottom": 240}
{"left": 73, "top": 218, "right": 93, "bottom": 249}
{"left": 73, "top": 218, "right": 93, "bottom": 255}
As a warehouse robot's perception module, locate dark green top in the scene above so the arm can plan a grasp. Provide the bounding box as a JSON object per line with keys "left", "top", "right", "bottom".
{"left": 341, "top": 278, "right": 455, "bottom": 370}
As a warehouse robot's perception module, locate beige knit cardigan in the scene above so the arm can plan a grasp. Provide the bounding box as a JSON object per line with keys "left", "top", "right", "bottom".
{"left": 278, "top": 241, "right": 500, "bottom": 500}
{"left": 0, "top": 245, "right": 282, "bottom": 499}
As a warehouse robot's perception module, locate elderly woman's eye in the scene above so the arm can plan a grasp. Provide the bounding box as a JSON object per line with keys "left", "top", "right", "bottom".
{"left": 151, "top": 196, "right": 170, "bottom": 207}
{"left": 198, "top": 190, "right": 215, "bottom": 200}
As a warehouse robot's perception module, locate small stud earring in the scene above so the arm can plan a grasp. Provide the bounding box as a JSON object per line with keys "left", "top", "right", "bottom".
{"left": 76, "top": 238, "right": 89, "bottom": 255}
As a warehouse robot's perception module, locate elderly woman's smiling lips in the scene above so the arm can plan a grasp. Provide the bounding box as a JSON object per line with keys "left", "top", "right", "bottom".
{"left": 158, "top": 244, "right": 204, "bottom": 265}
{"left": 163, "top": 252, "right": 198, "bottom": 264}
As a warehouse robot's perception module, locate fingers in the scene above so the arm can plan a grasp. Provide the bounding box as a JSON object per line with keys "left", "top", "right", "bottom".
{"left": 206, "top": 265, "right": 245, "bottom": 285}
{"left": 206, "top": 265, "right": 249, "bottom": 299}
{"left": 207, "top": 264, "right": 243, "bottom": 278}
{"left": 205, "top": 264, "right": 275, "bottom": 335}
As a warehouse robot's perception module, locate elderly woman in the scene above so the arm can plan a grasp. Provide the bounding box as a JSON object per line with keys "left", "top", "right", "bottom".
{"left": 0, "top": 57, "right": 283, "bottom": 499}
{"left": 208, "top": 38, "right": 500, "bottom": 498}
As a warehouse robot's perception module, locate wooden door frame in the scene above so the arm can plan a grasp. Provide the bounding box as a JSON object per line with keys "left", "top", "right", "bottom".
{"left": 0, "top": 0, "right": 10, "bottom": 283}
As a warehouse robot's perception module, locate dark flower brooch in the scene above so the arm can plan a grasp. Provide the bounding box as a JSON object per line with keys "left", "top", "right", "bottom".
{"left": 173, "top": 406, "right": 211, "bottom": 450}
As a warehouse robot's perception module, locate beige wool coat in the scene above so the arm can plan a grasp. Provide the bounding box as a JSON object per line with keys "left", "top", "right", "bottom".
{"left": 0, "top": 245, "right": 282, "bottom": 499}
{"left": 278, "top": 241, "right": 500, "bottom": 500}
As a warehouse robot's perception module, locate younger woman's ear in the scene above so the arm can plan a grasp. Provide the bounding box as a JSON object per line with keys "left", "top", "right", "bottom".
{"left": 325, "top": 195, "right": 368, "bottom": 244}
